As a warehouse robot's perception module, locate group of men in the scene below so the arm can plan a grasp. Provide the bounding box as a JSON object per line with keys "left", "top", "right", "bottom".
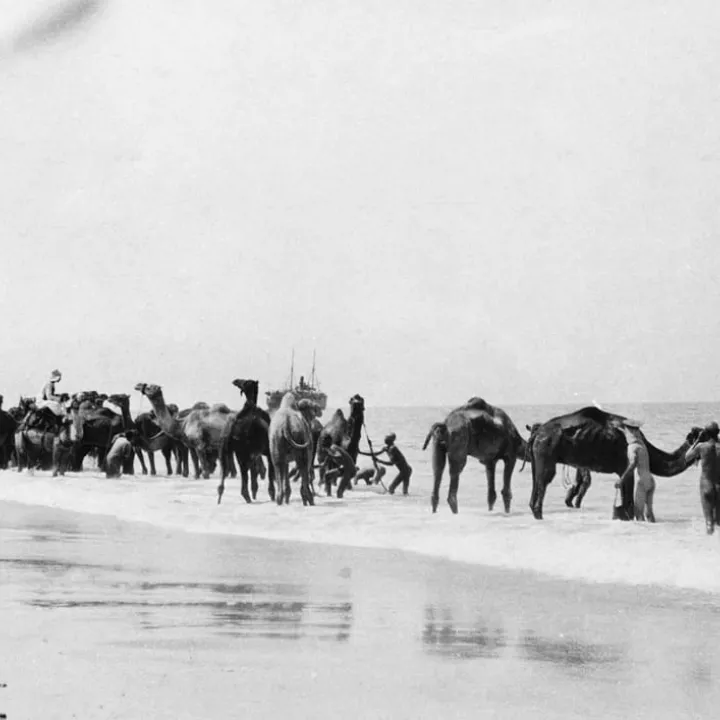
{"left": 615, "top": 417, "right": 720, "bottom": 534}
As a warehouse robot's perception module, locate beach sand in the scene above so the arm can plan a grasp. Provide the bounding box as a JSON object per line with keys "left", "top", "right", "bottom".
{"left": 1, "top": 500, "right": 719, "bottom": 719}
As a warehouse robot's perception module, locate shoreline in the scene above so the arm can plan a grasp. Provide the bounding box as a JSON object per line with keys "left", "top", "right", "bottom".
{"left": 2, "top": 497, "right": 718, "bottom": 608}
{"left": 3, "top": 500, "right": 720, "bottom": 720}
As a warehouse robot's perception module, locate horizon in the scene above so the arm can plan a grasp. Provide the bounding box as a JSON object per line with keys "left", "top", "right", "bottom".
{"left": 3, "top": 0, "right": 720, "bottom": 409}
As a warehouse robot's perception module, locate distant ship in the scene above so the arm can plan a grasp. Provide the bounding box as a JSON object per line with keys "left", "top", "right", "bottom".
{"left": 265, "top": 350, "right": 328, "bottom": 416}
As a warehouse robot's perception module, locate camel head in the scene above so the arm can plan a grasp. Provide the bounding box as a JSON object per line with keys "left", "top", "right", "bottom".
{"left": 349, "top": 394, "right": 365, "bottom": 413}
{"left": 232, "top": 378, "right": 260, "bottom": 405}
{"left": 167, "top": 403, "right": 179, "bottom": 416}
{"left": 107, "top": 393, "right": 130, "bottom": 410}
{"left": 134, "top": 383, "right": 163, "bottom": 402}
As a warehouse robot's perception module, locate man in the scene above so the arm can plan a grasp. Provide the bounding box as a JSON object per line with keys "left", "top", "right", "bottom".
{"left": 317, "top": 436, "right": 356, "bottom": 499}
{"left": 36, "top": 369, "right": 65, "bottom": 416}
{"left": 684, "top": 421, "right": 720, "bottom": 535}
{"left": 616, "top": 420, "right": 655, "bottom": 522}
{"left": 360, "top": 432, "right": 413, "bottom": 496}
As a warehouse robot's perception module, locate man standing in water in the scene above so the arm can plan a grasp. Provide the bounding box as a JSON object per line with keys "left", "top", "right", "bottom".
{"left": 616, "top": 420, "right": 656, "bottom": 522}
{"left": 684, "top": 421, "right": 720, "bottom": 535}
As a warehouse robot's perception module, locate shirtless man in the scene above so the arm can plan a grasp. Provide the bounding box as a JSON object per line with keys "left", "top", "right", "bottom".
{"left": 317, "top": 437, "right": 356, "bottom": 499}
{"left": 616, "top": 420, "right": 655, "bottom": 522}
{"left": 36, "top": 369, "right": 65, "bottom": 417}
{"left": 360, "top": 432, "right": 413, "bottom": 495}
{"left": 684, "top": 421, "right": 720, "bottom": 535}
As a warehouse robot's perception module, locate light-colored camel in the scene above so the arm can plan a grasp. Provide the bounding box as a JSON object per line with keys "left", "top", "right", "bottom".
{"left": 423, "top": 397, "right": 528, "bottom": 515}
{"left": 134, "top": 383, "right": 234, "bottom": 479}
{"left": 268, "top": 392, "right": 314, "bottom": 506}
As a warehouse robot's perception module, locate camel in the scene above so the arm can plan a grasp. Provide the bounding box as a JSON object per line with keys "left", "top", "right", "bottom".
{"left": 134, "top": 383, "right": 233, "bottom": 479}
{"left": 15, "top": 404, "right": 66, "bottom": 472}
{"left": 527, "top": 406, "right": 701, "bottom": 520}
{"left": 52, "top": 403, "right": 83, "bottom": 477}
{"left": 316, "top": 394, "right": 365, "bottom": 496}
{"left": 268, "top": 392, "right": 315, "bottom": 506}
{"left": 423, "top": 397, "right": 528, "bottom": 515}
{"left": 72, "top": 393, "right": 126, "bottom": 471}
{"left": 217, "top": 378, "right": 275, "bottom": 504}
{"left": 133, "top": 406, "right": 180, "bottom": 476}
{"left": 0, "top": 395, "right": 17, "bottom": 469}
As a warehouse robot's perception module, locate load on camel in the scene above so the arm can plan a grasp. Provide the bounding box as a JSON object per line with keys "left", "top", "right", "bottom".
{"left": 526, "top": 406, "right": 702, "bottom": 520}
{"left": 423, "top": 397, "right": 528, "bottom": 515}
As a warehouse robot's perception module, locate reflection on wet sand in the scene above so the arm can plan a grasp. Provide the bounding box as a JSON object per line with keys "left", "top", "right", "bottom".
{"left": 23, "top": 574, "right": 353, "bottom": 643}
{"left": 422, "top": 606, "right": 506, "bottom": 659}
{"left": 520, "top": 631, "right": 622, "bottom": 671}
{"left": 421, "top": 606, "right": 623, "bottom": 672}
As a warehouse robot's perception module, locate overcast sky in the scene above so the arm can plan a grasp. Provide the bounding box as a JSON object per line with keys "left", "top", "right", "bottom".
{"left": 1, "top": 0, "right": 719, "bottom": 411}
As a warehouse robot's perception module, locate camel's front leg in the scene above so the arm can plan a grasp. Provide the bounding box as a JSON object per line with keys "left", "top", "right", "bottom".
{"left": 485, "top": 461, "right": 497, "bottom": 511}
{"left": 501, "top": 458, "right": 515, "bottom": 513}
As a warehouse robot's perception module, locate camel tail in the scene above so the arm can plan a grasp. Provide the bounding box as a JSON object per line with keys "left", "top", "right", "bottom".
{"left": 422, "top": 422, "right": 448, "bottom": 451}
{"left": 283, "top": 416, "right": 310, "bottom": 450}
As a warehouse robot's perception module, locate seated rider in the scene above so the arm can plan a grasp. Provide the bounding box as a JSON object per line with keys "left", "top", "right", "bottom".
{"left": 359, "top": 432, "right": 412, "bottom": 495}
{"left": 36, "top": 369, "right": 66, "bottom": 417}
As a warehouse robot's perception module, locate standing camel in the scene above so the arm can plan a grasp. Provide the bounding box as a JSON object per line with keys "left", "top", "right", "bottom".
{"left": 268, "top": 392, "right": 314, "bottom": 506}
{"left": 423, "top": 397, "right": 528, "bottom": 515}
{"left": 527, "top": 406, "right": 701, "bottom": 520}
{"left": 217, "top": 378, "right": 275, "bottom": 504}
{"left": 316, "top": 394, "right": 365, "bottom": 496}
{"left": 134, "top": 383, "right": 233, "bottom": 479}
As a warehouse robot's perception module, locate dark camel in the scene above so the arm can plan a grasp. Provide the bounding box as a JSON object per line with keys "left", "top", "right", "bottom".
{"left": 423, "top": 397, "right": 528, "bottom": 514}
{"left": 0, "top": 395, "right": 17, "bottom": 469}
{"left": 527, "top": 406, "right": 701, "bottom": 520}
{"left": 316, "top": 394, "right": 365, "bottom": 497}
{"left": 268, "top": 392, "right": 315, "bottom": 506}
{"left": 133, "top": 406, "right": 180, "bottom": 476}
{"left": 217, "top": 378, "right": 275, "bottom": 504}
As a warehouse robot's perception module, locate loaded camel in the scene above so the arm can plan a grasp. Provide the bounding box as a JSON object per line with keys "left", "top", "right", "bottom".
{"left": 527, "top": 406, "right": 701, "bottom": 520}
{"left": 423, "top": 397, "right": 528, "bottom": 514}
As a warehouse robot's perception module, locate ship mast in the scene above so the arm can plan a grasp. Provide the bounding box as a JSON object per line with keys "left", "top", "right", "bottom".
{"left": 310, "top": 350, "right": 316, "bottom": 387}
{"left": 289, "top": 349, "right": 295, "bottom": 390}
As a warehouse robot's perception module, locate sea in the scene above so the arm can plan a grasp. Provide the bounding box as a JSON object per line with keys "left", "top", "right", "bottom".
{"left": 2, "top": 401, "right": 720, "bottom": 595}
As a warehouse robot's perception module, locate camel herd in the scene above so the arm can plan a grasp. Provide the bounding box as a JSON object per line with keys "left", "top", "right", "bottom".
{"left": 0, "top": 381, "right": 367, "bottom": 508}
{"left": 0, "top": 385, "right": 712, "bottom": 524}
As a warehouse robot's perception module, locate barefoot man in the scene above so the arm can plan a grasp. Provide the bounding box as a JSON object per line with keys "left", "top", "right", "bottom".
{"left": 684, "top": 421, "right": 720, "bottom": 535}
{"left": 616, "top": 419, "right": 656, "bottom": 522}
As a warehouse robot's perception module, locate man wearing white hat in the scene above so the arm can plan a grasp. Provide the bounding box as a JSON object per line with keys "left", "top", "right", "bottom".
{"left": 36, "top": 369, "right": 65, "bottom": 416}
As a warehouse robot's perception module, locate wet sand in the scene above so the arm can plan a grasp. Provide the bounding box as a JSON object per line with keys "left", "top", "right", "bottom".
{"left": 1, "top": 500, "right": 719, "bottom": 720}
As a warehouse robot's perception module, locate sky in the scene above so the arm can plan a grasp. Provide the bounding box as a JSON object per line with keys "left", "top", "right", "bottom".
{"left": 1, "top": 0, "right": 720, "bottom": 411}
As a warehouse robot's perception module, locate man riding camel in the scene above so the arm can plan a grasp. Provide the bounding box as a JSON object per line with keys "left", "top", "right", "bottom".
{"left": 36, "top": 369, "right": 66, "bottom": 417}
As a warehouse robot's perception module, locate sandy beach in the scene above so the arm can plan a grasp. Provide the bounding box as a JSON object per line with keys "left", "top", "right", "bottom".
{"left": 2, "top": 499, "right": 719, "bottom": 720}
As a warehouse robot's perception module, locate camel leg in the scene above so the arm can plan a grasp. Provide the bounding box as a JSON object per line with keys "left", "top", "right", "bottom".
{"left": 162, "top": 448, "right": 173, "bottom": 476}
{"left": 135, "top": 448, "right": 148, "bottom": 475}
{"left": 148, "top": 451, "right": 157, "bottom": 476}
{"left": 446, "top": 454, "right": 467, "bottom": 515}
{"left": 430, "top": 439, "right": 447, "bottom": 513}
{"left": 239, "top": 462, "right": 251, "bottom": 504}
{"left": 613, "top": 471, "right": 635, "bottom": 521}
{"left": 189, "top": 448, "right": 202, "bottom": 479}
{"left": 486, "top": 461, "right": 498, "bottom": 511}
{"left": 250, "top": 461, "right": 259, "bottom": 500}
{"left": 501, "top": 458, "right": 514, "bottom": 513}
{"left": 266, "top": 454, "right": 276, "bottom": 502}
